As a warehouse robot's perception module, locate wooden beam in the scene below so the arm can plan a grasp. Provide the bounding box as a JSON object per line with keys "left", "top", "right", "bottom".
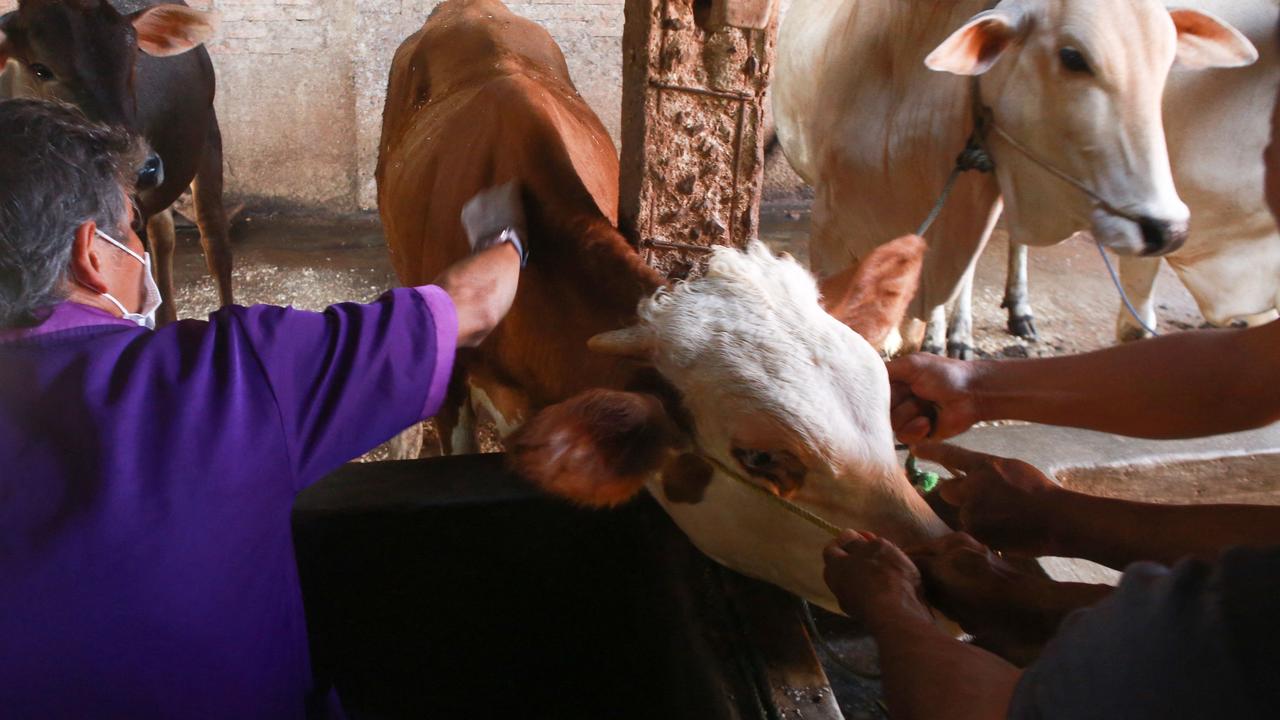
{"left": 620, "top": 0, "right": 780, "bottom": 280}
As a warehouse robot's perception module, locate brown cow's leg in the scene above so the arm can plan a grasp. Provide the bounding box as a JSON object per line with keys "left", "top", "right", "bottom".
{"left": 148, "top": 209, "right": 179, "bottom": 326}
{"left": 434, "top": 361, "right": 476, "bottom": 457}
{"left": 467, "top": 373, "right": 530, "bottom": 450}
{"left": 192, "top": 115, "right": 234, "bottom": 308}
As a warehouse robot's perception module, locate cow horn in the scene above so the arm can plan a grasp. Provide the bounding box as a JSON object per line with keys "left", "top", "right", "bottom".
{"left": 588, "top": 326, "right": 655, "bottom": 360}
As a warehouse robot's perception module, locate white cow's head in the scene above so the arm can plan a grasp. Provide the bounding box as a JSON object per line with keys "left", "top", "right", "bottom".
{"left": 927, "top": 0, "right": 1257, "bottom": 256}
{"left": 510, "top": 238, "right": 948, "bottom": 612}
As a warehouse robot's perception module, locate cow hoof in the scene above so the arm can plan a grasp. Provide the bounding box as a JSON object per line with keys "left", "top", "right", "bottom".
{"left": 1008, "top": 315, "right": 1038, "bottom": 341}
{"left": 946, "top": 343, "right": 974, "bottom": 361}
{"left": 921, "top": 342, "right": 945, "bottom": 356}
{"left": 1116, "top": 326, "right": 1153, "bottom": 344}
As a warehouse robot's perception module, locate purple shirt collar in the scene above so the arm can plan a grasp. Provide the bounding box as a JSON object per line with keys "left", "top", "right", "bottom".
{"left": 0, "top": 301, "right": 135, "bottom": 343}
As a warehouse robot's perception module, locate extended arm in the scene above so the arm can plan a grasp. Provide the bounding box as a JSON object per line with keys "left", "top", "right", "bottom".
{"left": 891, "top": 320, "right": 1280, "bottom": 442}
{"left": 1042, "top": 491, "right": 1280, "bottom": 570}
{"left": 915, "top": 443, "right": 1280, "bottom": 570}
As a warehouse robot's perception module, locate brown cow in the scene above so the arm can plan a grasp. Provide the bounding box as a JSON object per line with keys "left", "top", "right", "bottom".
{"left": 378, "top": 0, "right": 948, "bottom": 612}
{"left": 379, "top": 0, "right": 660, "bottom": 452}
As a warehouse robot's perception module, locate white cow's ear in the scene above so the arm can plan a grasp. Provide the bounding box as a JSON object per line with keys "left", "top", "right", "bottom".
{"left": 508, "top": 390, "right": 681, "bottom": 509}
{"left": 1169, "top": 8, "right": 1258, "bottom": 70}
{"left": 130, "top": 5, "right": 220, "bottom": 58}
{"left": 821, "top": 234, "right": 926, "bottom": 348}
{"left": 926, "top": 9, "right": 1025, "bottom": 76}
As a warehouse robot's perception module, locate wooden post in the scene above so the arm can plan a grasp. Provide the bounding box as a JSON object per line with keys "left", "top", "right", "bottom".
{"left": 619, "top": 0, "right": 780, "bottom": 280}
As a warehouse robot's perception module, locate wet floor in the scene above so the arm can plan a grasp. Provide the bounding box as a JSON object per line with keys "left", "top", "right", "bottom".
{"left": 171, "top": 207, "right": 1205, "bottom": 360}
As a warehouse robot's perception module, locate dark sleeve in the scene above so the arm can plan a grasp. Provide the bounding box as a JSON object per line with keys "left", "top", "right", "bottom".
{"left": 226, "top": 286, "right": 458, "bottom": 489}
{"left": 1007, "top": 550, "right": 1280, "bottom": 719}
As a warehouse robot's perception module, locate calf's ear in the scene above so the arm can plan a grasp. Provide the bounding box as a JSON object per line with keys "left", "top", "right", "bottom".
{"left": 926, "top": 9, "right": 1025, "bottom": 76}
{"left": 507, "top": 390, "right": 682, "bottom": 508}
{"left": 1169, "top": 8, "right": 1257, "bottom": 70}
{"left": 130, "top": 5, "right": 220, "bottom": 57}
{"left": 820, "top": 234, "right": 926, "bottom": 348}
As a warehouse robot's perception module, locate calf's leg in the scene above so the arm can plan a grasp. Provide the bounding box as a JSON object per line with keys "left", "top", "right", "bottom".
{"left": 148, "top": 209, "right": 179, "bottom": 326}
{"left": 192, "top": 115, "right": 234, "bottom": 308}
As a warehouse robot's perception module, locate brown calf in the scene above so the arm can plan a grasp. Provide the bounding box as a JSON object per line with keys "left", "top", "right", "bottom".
{"left": 378, "top": 0, "right": 663, "bottom": 452}
{"left": 0, "top": 1, "right": 232, "bottom": 324}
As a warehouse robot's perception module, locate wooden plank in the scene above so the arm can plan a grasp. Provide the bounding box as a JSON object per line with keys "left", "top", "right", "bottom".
{"left": 720, "top": 571, "right": 847, "bottom": 720}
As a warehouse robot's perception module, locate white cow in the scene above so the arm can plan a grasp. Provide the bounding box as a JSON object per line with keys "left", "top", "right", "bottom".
{"left": 1006, "top": 0, "right": 1280, "bottom": 343}
{"left": 775, "top": 0, "right": 1258, "bottom": 357}
{"left": 509, "top": 238, "right": 949, "bottom": 613}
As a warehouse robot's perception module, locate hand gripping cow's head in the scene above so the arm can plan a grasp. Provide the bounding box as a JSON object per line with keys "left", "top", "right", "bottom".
{"left": 509, "top": 238, "right": 949, "bottom": 613}
{"left": 926, "top": 0, "right": 1257, "bottom": 257}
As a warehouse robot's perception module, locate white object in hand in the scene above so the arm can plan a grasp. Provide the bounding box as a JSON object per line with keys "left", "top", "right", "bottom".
{"left": 461, "top": 181, "right": 528, "bottom": 265}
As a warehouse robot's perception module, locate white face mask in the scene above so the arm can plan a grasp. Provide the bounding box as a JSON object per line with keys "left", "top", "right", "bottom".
{"left": 93, "top": 228, "right": 163, "bottom": 330}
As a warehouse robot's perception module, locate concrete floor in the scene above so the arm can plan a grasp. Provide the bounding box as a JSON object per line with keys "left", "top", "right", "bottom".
{"left": 171, "top": 208, "right": 1205, "bottom": 361}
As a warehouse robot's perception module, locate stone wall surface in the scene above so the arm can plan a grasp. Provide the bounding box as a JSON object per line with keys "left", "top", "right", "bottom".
{"left": 0, "top": 0, "right": 802, "bottom": 211}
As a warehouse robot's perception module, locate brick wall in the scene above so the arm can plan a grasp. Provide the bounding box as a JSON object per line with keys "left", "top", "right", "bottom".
{"left": 1, "top": 1, "right": 798, "bottom": 212}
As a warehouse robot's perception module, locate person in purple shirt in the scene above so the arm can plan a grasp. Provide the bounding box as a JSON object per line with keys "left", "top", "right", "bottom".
{"left": 0, "top": 99, "right": 523, "bottom": 717}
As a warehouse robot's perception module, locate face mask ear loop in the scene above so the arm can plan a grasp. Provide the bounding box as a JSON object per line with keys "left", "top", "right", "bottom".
{"left": 94, "top": 228, "right": 146, "bottom": 265}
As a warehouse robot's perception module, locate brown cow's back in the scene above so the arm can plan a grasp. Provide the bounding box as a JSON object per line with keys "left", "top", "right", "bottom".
{"left": 377, "top": 0, "right": 661, "bottom": 415}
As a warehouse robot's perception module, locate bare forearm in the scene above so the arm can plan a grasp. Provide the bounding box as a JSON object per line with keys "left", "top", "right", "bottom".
{"left": 1045, "top": 491, "right": 1280, "bottom": 569}
{"left": 868, "top": 601, "right": 1020, "bottom": 720}
{"left": 971, "top": 322, "right": 1280, "bottom": 439}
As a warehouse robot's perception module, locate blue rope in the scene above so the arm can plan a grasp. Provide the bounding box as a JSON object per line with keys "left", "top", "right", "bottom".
{"left": 1094, "top": 239, "right": 1161, "bottom": 338}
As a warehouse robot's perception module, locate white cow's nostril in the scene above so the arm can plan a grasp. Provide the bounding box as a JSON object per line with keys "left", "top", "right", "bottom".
{"left": 1138, "top": 216, "right": 1189, "bottom": 256}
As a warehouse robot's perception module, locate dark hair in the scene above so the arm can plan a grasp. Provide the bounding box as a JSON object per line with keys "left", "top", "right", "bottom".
{"left": 0, "top": 99, "right": 145, "bottom": 327}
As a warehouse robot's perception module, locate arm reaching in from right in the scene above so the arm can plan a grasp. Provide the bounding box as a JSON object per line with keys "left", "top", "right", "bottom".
{"left": 889, "top": 320, "right": 1280, "bottom": 443}
{"left": 908, "top": 533, "right": 1111, "bottom": 665}
{"left": 917, "top": 443, "right": 1280, "bottom": 570}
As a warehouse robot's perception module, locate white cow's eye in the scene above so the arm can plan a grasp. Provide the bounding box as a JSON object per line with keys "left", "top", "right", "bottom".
{"left": 1059, "top": 47, "right": 1092, "bottom": 75}
{"left": 740, "top": 450, "right": 775, "bottom": 470}
{"left": 731, "top": 447, "right": 807, "bottom": 498}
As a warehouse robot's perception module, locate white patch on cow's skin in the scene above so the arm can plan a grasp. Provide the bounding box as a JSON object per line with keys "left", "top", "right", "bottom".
{"left": 636, "top": 243, "right": 947, "bottom": 613}
{"left": 468, "top": 381, "right": 523, "bottom": 440}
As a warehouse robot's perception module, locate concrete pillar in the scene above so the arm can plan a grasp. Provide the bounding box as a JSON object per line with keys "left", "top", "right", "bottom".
{"left": 619, "top": 0, "right": 780, "bottom": 280}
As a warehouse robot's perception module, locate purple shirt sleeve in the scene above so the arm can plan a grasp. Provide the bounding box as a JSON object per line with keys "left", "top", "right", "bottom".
{"left": 227, "top": 286, "right": 457, "bottom": 489}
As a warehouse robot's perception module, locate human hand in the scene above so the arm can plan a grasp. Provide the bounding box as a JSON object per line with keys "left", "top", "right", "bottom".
{"left": 887, "top": 353, "right": 987, "bottom": 443}
{"left": 823, "top": 530, "right": 928, "bottom": 625}
{"left": 433, "top": 241, "right": 522, "bottom": 347}
{"left": 913, "top": 443, "right": 1064, "bottom": 557}
{"left": 908, "top": 533, "right": 1054, "bottom": 659}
